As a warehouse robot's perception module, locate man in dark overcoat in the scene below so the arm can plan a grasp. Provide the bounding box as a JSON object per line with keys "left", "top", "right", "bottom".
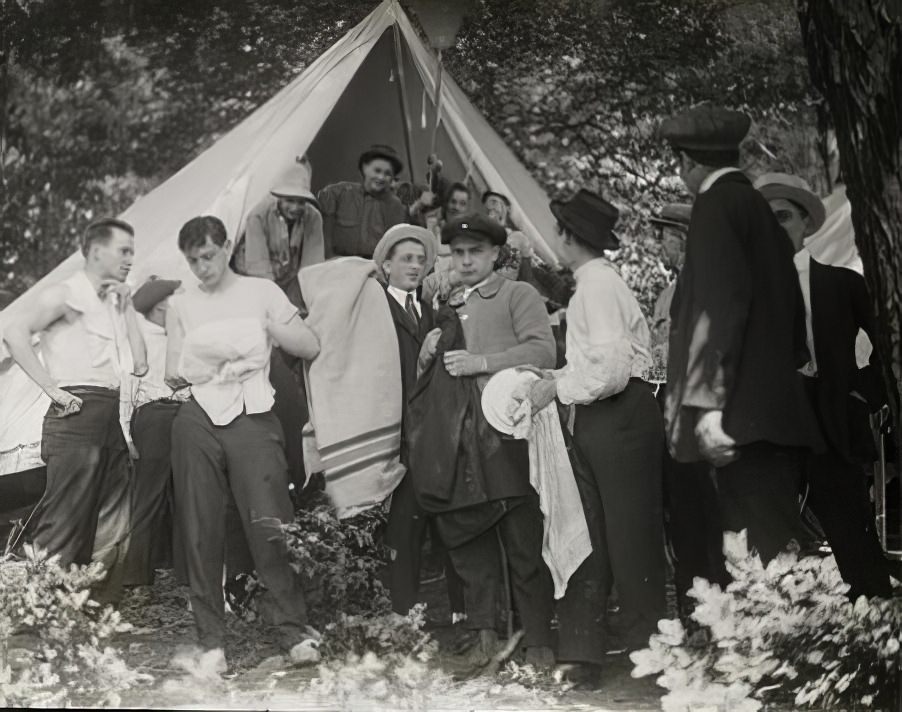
{"left": 660, "top": 105, "right": 823, "bottom": 564}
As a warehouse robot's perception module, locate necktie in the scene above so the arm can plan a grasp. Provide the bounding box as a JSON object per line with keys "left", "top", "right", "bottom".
{"left": 405, "top": 292, "right": 419, "bottom": 325}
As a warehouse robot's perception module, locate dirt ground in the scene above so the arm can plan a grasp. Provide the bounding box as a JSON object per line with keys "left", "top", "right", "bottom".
{"left": 113, "top": 571, "right": 665, "bottom": 710}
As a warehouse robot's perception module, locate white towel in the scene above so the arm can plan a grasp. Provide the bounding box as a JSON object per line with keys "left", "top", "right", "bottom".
{"left": 510, "top": 390, "right": 592, "bottom": 599}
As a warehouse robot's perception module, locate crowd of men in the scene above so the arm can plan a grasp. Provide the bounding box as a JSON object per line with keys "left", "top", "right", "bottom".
{"left": 0, "top": 103, "right": 894, "bottom": 683}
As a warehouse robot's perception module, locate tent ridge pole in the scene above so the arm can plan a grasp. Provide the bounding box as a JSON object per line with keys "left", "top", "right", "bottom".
{"left": 392, "top": 22, "right": 418, "bottom": 184}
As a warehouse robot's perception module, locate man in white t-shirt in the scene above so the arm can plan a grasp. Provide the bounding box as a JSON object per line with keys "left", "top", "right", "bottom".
{"left": 165, "top": 216, "right": 320, "bottom": 662}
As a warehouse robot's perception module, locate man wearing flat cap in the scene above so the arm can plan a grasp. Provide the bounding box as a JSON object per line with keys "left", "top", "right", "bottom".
{"left": 660, "top": 104, "right": 823, "bottom": 564}
{"left": 756, "top": 173, "right": 891, "bottom": 598}
{"left": 408, "top": 212, "right": 557, "bottom": 669}
{"left": 529, "top": 189, "right": 666, "bottom": 665}
{"left": 234, "top": 158, "right": 324, "bottom": 310}
{"left": 317, "top": 144, "right": 408, "bottom": 260}
{"left": 649, "top": 203, "right": 727, "bottom": 617}
{"left": 121, "top": 276, "right": 187, "bottom": 586}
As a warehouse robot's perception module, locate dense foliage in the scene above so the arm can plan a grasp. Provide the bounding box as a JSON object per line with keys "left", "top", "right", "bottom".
{"left": 631, "top": 531, "right": 902, "bottom": 711}
{"left": 0, "top": 546, "right": 149, "bottom": 707}
{"left": 2, "top": 0, "right": 818, "bottom": 315}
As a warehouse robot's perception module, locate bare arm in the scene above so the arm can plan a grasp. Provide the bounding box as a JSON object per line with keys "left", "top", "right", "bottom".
{"left": 268, "top": 313, "right": 320, "bottom": 360}
{"left": 3, "top": 285, "right": 81, "bottom": 407}
{"left": 123, "top": 304, "right": 148, "bottom": 376}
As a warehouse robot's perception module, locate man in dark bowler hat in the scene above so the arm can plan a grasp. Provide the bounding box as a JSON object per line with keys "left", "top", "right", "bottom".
{"left": 529, "top": 190, "right": 667, "bottom": 667}
{"left": 409, "top": 213, "right": 557, "bottom": 669}
{"left": 649, "top": 203, "right": 728, "bottom": 618}
{"left": 374, "top": 223, "right": 465, "bottom": 618}
{"left": 317, "top": 144, "right": 408, "bottom": 259}
{"left": 755, "top": 172, "right": 892, "bottom": 598}
{"left": 660, "top": 105, "right": 823, "bottom": 564}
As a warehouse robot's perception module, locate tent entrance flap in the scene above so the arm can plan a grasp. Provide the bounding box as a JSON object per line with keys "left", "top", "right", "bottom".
{"left": 307, "top": 27, "right": 466, "bottom": 191}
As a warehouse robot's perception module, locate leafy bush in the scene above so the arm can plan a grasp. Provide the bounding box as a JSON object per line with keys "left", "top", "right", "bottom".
{"left": 630, "top": 530, "right": 902, "bottom": 711}
{"left": 0, "top": 546, "right": 151, "bottom": 707}
{"left": 282, "top": 490, "right": 391, "bottom": 624}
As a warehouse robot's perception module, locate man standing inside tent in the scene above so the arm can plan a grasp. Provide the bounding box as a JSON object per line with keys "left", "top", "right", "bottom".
{"left": 232, "top": 158, "right": 324, "bottom": 310}
{"left": 409, "top": 214, "right": 557, "bottom": 669}
{"left": 2, "top": 218, "right": 148, "bottom": 601}
{"left": 318, "top": 144, "right": 407, "bottom": 259}
{"left": 660, "top": 105, "right": 823, "bottom": 564}
{"left": 165, "top": 216, "right": 320, "bottom": 661}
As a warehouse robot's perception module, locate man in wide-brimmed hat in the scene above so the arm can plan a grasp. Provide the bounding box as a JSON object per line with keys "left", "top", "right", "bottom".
{"left": 233, "top": 158, "right": 324, "bottom": 310}
{"left": 660, "top": 104, "right": 823, "bottom": 565}
{"left": 408, "top": 213, "right": 557, "bottom": 670}
{"left": 317, "top": 144, "right": 408, "bottom": 259}
{"left": 756, "top": 172, "right": 892, "bottom": 599}
{"left": 528, "top": 189, "right": 666, "bottom": 674}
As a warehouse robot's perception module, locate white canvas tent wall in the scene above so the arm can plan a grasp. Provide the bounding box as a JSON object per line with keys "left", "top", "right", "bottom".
{"left": 0, "top": 0, "right": 561, "bottom": 476}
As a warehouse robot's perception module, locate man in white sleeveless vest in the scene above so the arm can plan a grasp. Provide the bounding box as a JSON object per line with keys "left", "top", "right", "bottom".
{"left": 2, "top": 218, "right": 148, "bottom": 602}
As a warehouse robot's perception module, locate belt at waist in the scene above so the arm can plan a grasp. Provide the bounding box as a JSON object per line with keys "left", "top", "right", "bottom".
{"left": 628, "top": 377, "right": 655, "bottom": 391}
{"left": 61, "top": 385, "right": 119, "bottom": 399}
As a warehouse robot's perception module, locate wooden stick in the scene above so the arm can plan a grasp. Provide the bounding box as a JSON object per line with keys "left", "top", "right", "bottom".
{"left": 392, "top": 22, "right": 417, "bottom": 183}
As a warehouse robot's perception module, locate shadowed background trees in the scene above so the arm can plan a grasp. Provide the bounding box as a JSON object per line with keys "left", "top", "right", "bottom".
{"left": 1, "top": 0, "right": 818, "bottom": 310}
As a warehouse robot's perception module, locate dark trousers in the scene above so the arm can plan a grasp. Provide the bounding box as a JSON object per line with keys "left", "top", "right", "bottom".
{"left": 31, "top": 386, "right": 130, "bottom": 601}
{"left": 664, "top": 456, "right": 728, "bottom": 612}
{"left": 806, "top": 448, "right": 891, "bottom": 598}
{"left": 447, "top": 496, "right": 554, "bottom": 648}
{"left": 121, "top": 400, "right": 181, "bottom": 586}
{"left": 385, "top": 472, "right": 465, "bottom": 616}
{"left": 171, "top": 399, "right": 307, "bottom": 650}
{"left": 716, "top": 442, "right": 805, "bottom": 564}
{"left": 269, "top": 349, "right": 307, "bottom": 493}
{"left": 572, "top": 382, "right": 667, "bottom": 636}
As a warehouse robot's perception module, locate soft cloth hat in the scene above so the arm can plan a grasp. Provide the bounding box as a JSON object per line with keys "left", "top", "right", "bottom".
{"left": 372, "top": 223, "right": 438, "bottom": 282}
{"left": 271, "top": 161, "right": 318, "bottom": 206}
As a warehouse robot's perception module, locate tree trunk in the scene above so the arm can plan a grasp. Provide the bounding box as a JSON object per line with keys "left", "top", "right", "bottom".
{"left": 799, "top": 1, "right": 902, "bottom": 434}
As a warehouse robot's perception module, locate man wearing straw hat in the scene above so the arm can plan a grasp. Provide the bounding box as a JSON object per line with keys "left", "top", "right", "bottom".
{"left": 755, "top": 172, "right": 891, "bottom": 598}
{"left": 372, "top": 223, "right": 465, "bottom": 619}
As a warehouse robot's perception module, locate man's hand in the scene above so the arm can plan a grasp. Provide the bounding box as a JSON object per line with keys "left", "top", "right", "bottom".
{"left": 443, "top": 350, "right": 486, "bottom": 378}
{"left": 46, "top": 386, "right": 83, "bottom": 415}
{"left": 98, "top": 280, "right": 132, "bottom": 312}
{"left": 695, "top": 409, "right": 739, "bottom": 467}
{"left": 423, "top": 328, "right": 441, "bottom": 359}
{"left": 528, "top": 378, "right": 557, "bottom": 413}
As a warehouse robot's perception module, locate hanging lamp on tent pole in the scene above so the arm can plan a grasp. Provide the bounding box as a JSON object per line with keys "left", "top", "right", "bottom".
{"left": 409, "top": 0, "right": 472, "bottom": 189}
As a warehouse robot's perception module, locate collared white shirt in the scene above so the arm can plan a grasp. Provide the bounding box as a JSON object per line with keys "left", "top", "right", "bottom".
{"left": 555, "top": 258, "right": 653, "bottom": 405}
{"left": 386, "top": 284, "right": 421, "bottom": 317}
{"left": 699, "top": 166, "right": 741, "bottom": 194}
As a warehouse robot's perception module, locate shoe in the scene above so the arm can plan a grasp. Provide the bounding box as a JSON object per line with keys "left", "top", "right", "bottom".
{"left": 524, "top": 645, "right": 556, "bottom": 671}
{"left": 556, "top": 662, "right": 603, "bottom": 689}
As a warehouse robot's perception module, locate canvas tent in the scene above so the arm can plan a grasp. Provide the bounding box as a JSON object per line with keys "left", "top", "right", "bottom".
{"left": 0, "top": 0, "right": 561, "bottom": 475}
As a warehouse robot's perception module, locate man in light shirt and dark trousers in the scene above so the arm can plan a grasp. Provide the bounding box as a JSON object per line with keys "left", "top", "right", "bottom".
{"left": 165, "top": 216, "right": 321, "bottom": 665}
{"left": 529, "top": 189, "right": 667, "bottom": 665}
